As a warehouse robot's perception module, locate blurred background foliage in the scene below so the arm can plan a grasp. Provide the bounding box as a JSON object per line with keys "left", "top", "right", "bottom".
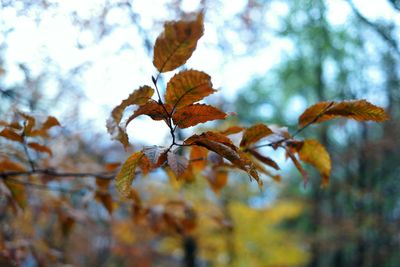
{"left": 1, "top": 0, "right": 399, "bottom": 266}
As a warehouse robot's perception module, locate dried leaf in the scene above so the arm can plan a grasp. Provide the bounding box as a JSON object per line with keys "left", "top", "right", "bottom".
{"left": 0, "top": 158, "right": 26, "bottom": 171}
{"left": 19, "top": 112, "right": 36, "bottom": 135}
{"left": 285, "top": 147, "right": 308, "bottom": 185}
{"left": 142, "top": 146, "right": 168, "bottom": 168}
{"left": 248, "top": 149, "right": 280, "bottom": 170}
{"left": 172, "top": 104, "right": 227, "bottom": 128}
{"left": 298, "top": 139, "right": 331, "bottom": 186}
{"left": 125, "top": 100, "right": 171, "bottom": 127}
{"left": 153, "top": 13, "right": 204, "bottom": 72}
{"left": 206, "top": 169, "right": 228, "bottom": 194}
{"left": 115, "top": 152, "right": 143, "bottom": 198}
{"left": 95, "top": 192, "right": 113, "bottom": 214}
{"left": 184, "top": 131, "right": 237, "bottom": 151}
{"left": 219, "top": 126, "right": 244, "bottom": 135}
{"left": 240, "top": 123, "right": 273, "bottom": 147}
{"left": 0, "top": 128, "right": 23, "bottom": 143}
{"left": 165, "top": 70, "right": 216, "bottom": 110}
{"left": 107, "top": 86, "right": 154, "bottom": 148}
{"left": 190, "top": 146, "right": 208, "bottom": 172}
{"left": 28, "top": 142, "right": 52, "bottom": 156}
{"left": 30, "top": 116, "right": 61, "bottom": 136}
{"left": 298, "top": 100, "right": 389, "bottom": 128}
{"left": 167, "top": 152, "right": 189, "bottom": 177}
{"left": 4, "top": 180, "right": 27, "bottom": 209}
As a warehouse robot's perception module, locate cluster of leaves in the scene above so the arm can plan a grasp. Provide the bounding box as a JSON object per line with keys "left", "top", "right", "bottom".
{"left": 0, "top": 113, "right": 60, "bottom": 208}
{"left": 106, "top": 12, "right": 389, "bottom": 199}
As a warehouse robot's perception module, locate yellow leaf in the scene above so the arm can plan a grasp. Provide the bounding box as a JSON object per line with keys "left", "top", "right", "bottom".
{"left": 165, "top": 70, "right": 216, "bottom": 110}
{"left": 298, "top": 100, "right": 389, "bottom": 128}
{"left": 298, "top": 139, "right": 331, "bottom": 186}
{"left": 190, "top": 146, "right": 208, "bottom": 172}
{"left": 206, "top": 169, "right": 228, "bottom": 194}
{"left": 115, "top": 152, "right": 143, "bottom": 198}
{"left": 240, "top": 123, "right": 273, "bottom": 147}
{"left": 28, "top": 142, "right": 52, "bottom": 156}
{"left": 153, "top": 13, "right": 204, "bottom": 72}
{"left": 172, "top": 104, "right": 227, "bottom": 128}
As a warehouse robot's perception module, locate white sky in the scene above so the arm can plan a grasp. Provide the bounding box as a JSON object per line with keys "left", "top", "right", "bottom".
{"left": 1, "top": 0, "right": 398, "bottom": 145}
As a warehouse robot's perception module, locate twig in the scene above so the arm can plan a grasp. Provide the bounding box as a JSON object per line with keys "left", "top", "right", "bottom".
{"left": 0, "top": 169, "right": 115, "bottom": 180}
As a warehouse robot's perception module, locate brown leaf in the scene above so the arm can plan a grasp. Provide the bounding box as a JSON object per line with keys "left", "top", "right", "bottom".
{"left": 285, "top": 147, "right": 308, "bottom": 185}
{"left": 165, "top": 70, "right": 216, "bottom": 110}
{"left": 167, "top": 152, "right": 189, "bottom": 177}
{"left": 248, "top": 149, "right": 280, "bottom": 170}
{"left": 219, "top": 126, "right": 244, "bottom": 135}
{"left": 107, "top": 86, "right": 154, "bottom": 148}
{"left": 0, "top": 128, "right": 23, "bottom": 143}
{"left": 172, "top": 104, "right": 227, "bottom": 128}
{"left": 28, "top": 142, "right": 52, "bottom": 156}
{"left": 115, "top": 152, "right": 144, "bottom": 198}
{"left": 184, "top": 131, "right": 238, "bottom": 151}
{"left": 30, "top": 116, "right": 61, "bottom": 137}
{"left": 153, "top": 13, "right": 204, "bottom": 72}
{"left": 251, "top": 159, "right": 281, "bottom": 182}
{"left": 298, "top": 139, "right": 331, "bottom": 187}
{"left": 19, "top": 112, "right": 36, "bottom": 135}
{"left": 142, "top": 146, "right": 168, "bottom": 168}
{"left": 4, "top": 180, "right": 27, "bottom": 209}
{"left": 0, "top": 159, "right": 26, "bottom": 171}
{"left": 240, "top": 123, "right": 273, "bottom": 147}
{"left": 125, "top": 100, "right": 171, "bottom": 127}
{"left": 95, "top": 192, "right": 113, "bottom": 214}
{"left": 298, "top": 100, "right": 389, "bottom": 128}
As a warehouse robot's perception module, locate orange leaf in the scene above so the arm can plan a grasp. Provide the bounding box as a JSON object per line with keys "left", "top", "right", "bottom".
{"left": 30, "top": 116, "right": 61, "bottom": 137}
{"left": 240, "top": 123, "right": 273, "bottom": 147}
{"left": 153, "top": 13, "right": 204, "bottom": 72}
{"left": 285, "top": 147, "right": 308, "bottom": 185}
{"left": 298, "top": 139, "right": 331, "bottom": 187}
{"left": 125, "top": 100, "right": 171, "bottom": 127}
{"left": 172, "top": 104, "right": 227, "bottom": 128}
{"left": 107, "top": 86, "right": 154, "bottom": 148}
{"left": 95, "top": 192, "right": 113, "bottom": 214}
{"left": 190, "top": 146, "right": 208, "bottom": 172}
{"left": 0, "top": 128, "right": 23, "bottom": 143}
{"left": 298, "top": 100, "right": 389, "bottom": 128}
{"left": 165, "top": 70, "right": 216, "bottom": 110}
{"left": 115, "top": 152, "right": 143, "bottom": 198}
{"left": 4, "top": 180, "right": 27, "bottom": 209}
{"left": 219, "top": 126, "right": 244, "bottom": 135}
{"left": 0, "top": 158, "right": 26, "bottom": 171}
{"left": 167, "top": 152, "right": 189, "bottom": 177}
{"left": 248, "top": 149, "right": 280, "bottom": 170}
{"left": 206, "top": 169, "right": 228, "bottom": 194}
{"left": 28, "top": 142, "right": 52, "bottom": 156}
{"left": 19, "top": 112, "right": 36, "bottom": 135}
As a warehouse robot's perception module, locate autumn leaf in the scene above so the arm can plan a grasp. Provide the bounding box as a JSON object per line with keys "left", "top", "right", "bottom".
{"left": 0, "top": 128, "right": 23, "bottom": 143}
{"left": 28, "top": 142, "right": 52, "bottom": 156}
{"left": 190, "top": 146, "right": 208, "bottom": 172}
{"left": 153, "top": 13, "right": 204, "bottom": 72}
{"left": 125, "top": 100, "right": 171, "bottom": 127}
{"left": 219, "top": 126, "right": 244, "bottom": 135}
{"left": 248, "top": 149, "right": 280, "bottom": 170}
{"left": 19, "top": 112, "right": 36, "bottom": 135}
{"left": 298, "top": 100, "right": 389, "bottom": 128}
{"left": 185, "top": 137, "right": 260, "bottom": 184}
{"left": 240, "top": 123, "right": 273, "bottom": 148}
{"left": 298, "top": 139, "right": 331, "bottom": 186}
{"left": 165, "top": 70, "right": 216, "bottom": 110}
{"left": 115, "top": 151, "right": 144, "bottom": 198}
{"left": 30, "top": 116, "right": 61, "bottom": 137}
{"left": 142, "top": 146, "right": 168, "bottom": 168}
{"left": 185, "top": 131, "right": 237, "bottom": 151}
{"left": 4, "top": 180, "right": 27, "bottom": 209}
{"left": 107, "top": 86, "right": 154, "bottom": 148}
{"left": 206, "top": 169, "right": 228, "bottom": 194}
{"left": 167, "top": 152, "right": 189, "bottom": 177}
{"left": 285, "top": 146, "right": 309, "bottom": 185}
{"left": 0, "top": 158, "right": 26, "bottom": 171}
{"left": 95, "top": 192, "right": 113, "bottom": 214}
{"left": 172, "top": 104, "right": 227, "bottom": 128}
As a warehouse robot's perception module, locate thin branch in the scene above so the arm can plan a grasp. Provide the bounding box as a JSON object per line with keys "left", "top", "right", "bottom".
{"left": 0, "top": 168, "right": 115, "bottom": 180}
{"left": 347, "top": 0, "right": 400, "bottom": 57}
